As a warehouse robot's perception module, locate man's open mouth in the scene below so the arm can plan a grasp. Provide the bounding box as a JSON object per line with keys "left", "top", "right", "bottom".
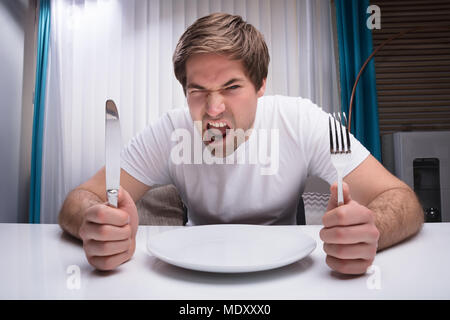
{"left": 205, "top": 121, "right": 231, "bottom": 143}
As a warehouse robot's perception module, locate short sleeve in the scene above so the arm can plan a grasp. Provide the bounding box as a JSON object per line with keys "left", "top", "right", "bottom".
{"left": 120, "top": 113, "right": 174, "bottom": 186}
{"left": 301, "top": 100, "right": 371, "bottom": 185}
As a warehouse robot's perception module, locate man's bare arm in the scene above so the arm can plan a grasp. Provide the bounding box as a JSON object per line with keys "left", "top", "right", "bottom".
{"left": 58, "top": 167, "right": 150, "bottom": 239}
{"left": 345, "top": 155, "right": 424, "bottom": 250}
{"left": 367, "top": 187, "right": 424, "bottom": 250}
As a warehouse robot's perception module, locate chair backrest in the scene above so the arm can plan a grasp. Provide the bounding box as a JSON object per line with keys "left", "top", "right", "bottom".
{"left": 136, "top": 185, "right": 185, "bottom": 226}
{"left": 302, "top": 192, "right": 330, "bottom": 225}
{"left": 296, "top": 197, "right": 306, "bottom": 225}
{"left": 137, "top": 185, "right": 330, "bottom": 226}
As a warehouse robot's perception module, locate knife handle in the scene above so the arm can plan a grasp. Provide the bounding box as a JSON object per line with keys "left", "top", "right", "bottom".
{"left": 107, "top": 189, "right": 118, "bottom": 208}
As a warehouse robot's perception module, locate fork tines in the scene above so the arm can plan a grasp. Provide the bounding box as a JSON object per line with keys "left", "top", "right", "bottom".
{"left": 328, "top": 112, "right": 351, "bottom": 154}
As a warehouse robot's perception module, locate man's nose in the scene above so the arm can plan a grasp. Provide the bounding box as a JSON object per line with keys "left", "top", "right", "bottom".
{"left": 206, "top": 92, "right": 225, "bottom": 117}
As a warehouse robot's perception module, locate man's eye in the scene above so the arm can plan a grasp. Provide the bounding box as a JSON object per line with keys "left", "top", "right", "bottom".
{"left": 189, "top": 90, "right": 204, "bottom": 95}
{"left": 226, "top": 85, "right": 240, "bottom": 90}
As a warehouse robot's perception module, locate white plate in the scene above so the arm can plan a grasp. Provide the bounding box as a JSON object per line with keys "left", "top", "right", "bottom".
{"left": 147, "top": 224, "right": 316, "bottom": 273}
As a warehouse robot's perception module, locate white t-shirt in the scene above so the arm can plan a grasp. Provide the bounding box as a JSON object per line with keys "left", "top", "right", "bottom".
{"left": 121, "top": 95, "right": 370, "bottom": 225}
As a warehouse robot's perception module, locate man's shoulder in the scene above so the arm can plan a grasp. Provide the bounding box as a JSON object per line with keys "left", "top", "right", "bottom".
{"left": 259, "top": 95, "right": 321, "bottom": 116}
{"left": 154, "top": 107, "right": 191, "bottom": 129}
{"left": 164, "top": 106, "right": 190, "bottom": 120}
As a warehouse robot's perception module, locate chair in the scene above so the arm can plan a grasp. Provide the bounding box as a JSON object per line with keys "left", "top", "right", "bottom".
{"left": 137, "top": 185, "right": 329, "bottom": 226}
{"left": 136, "top": 185, "right": 185, "bottom": 226}
{"left": 302, "top": 192, "right": 330, "bottom": 225}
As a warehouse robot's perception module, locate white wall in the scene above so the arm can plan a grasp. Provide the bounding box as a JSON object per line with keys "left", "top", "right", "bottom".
{"left": 0, "top": 0, "right": 36, "bottom": 223}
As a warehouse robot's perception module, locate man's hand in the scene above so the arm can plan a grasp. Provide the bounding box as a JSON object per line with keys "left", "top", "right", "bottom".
{"left": 319, "top": 182, "right": 380, "bottom": 275}
{"left": 78, "top": 187, "right": 139, "bottom": 271}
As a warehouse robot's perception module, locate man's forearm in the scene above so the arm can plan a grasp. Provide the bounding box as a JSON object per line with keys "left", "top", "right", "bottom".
{"left": 58, "top": 188, "right": 103, "bottom": 240}
{"left": 368, "top": 187, "right": 424, "bottom": 251}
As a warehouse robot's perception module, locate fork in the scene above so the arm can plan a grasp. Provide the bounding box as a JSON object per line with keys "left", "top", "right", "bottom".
{"left": 328, "top": 112, "right": 352, "bottom": 206}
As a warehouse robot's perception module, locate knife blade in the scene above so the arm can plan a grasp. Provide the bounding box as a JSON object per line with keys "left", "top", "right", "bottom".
{"left": 105, "top": 99, "right": 122, "bottom": 207}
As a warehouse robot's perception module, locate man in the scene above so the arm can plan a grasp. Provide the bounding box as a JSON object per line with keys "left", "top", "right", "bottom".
{"left": 58, "top": 13, "right": 424, "bottom": 274}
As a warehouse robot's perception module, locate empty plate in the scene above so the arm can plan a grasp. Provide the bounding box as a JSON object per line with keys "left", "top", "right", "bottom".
{"left": 147, "top": 224, "right": 316, "bottom": 273}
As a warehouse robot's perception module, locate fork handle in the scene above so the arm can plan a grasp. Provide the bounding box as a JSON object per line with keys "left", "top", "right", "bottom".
{"left": 337, "top": 173, "right": 344, "bottom": 206}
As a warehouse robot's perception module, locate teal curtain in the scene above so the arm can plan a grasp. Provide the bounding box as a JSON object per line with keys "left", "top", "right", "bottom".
{"left": 335, "top": 0, "right": 381, "bottom": 161}
{"left": 29, "top": 0, "right": 51, "bottom": 223}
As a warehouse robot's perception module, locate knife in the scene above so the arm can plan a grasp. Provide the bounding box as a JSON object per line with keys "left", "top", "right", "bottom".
{"left": 105, "top": 99, "right": 122, "bottom": 208}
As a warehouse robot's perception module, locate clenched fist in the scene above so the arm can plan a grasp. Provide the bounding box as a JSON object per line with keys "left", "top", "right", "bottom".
{"left": 78, "top": 187, "right": 139, "bottom": 271}
{"left": 320, "top": 182, "right": 380, "bottom": 275}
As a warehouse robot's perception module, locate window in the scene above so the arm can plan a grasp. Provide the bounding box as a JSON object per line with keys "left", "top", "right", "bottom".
{"left": 371, "top": 0, "right": 450, "bottom": 134}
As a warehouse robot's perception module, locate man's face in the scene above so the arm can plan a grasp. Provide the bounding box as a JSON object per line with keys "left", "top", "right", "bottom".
{"left": 185, "top": 53, "right": 266, "bottom": 157}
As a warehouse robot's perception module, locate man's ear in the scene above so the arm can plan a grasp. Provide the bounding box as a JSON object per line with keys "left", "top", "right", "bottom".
{"left": 257, "top": 78, "right": 267, "bottom": 98}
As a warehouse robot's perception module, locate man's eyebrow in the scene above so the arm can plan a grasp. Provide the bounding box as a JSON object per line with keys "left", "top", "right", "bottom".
{"left": 186, "top": 83, "right": 206, "bottom": 90}
{"left": 222, "top": 78, "right": 244, "bottom": 87}
{"left": 186, "top": 78, "right": 244, "bottom": 90}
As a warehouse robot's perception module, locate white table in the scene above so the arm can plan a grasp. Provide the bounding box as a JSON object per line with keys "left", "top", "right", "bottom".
{"left": 1, "top": 223, "right": 449, "bottom": 300}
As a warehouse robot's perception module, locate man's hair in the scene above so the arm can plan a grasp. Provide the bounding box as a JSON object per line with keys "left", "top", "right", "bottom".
{"left": 173, "top": 12, "right": 270, "bottom": 95}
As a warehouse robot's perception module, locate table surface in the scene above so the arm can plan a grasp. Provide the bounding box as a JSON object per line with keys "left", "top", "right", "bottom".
{"left": 1, "top": 222, "right": 449, "bottom": 300}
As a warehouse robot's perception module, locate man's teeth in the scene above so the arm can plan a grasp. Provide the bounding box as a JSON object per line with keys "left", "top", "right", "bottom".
{"left": 208, "top": 122, "right": 227, "bottom": 128}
